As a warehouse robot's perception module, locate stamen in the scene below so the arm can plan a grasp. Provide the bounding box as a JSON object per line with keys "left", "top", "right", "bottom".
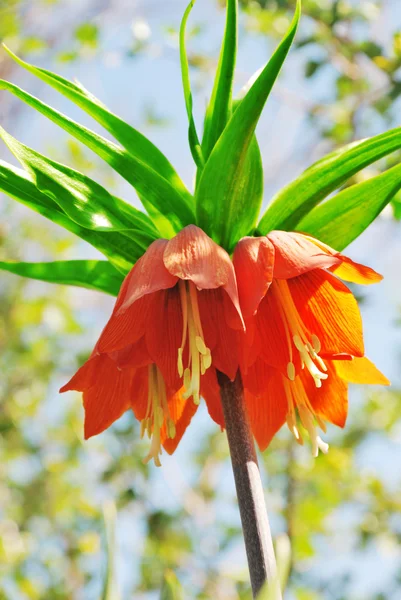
{"left": 177, "top": 281, "right": 212, "bottom": 404}
{"left": 274, "top": 280, "right": 329, "bottom": 389}
{"left": 284, "top": 375, "right": 329, "bottom": 457}
{"left": 141, "top": 364, "right": 176, "bottom": 467}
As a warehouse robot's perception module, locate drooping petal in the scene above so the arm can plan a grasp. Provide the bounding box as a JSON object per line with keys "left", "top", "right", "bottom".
{"left": 299, "top": 234, "right": 383, "bottom": 285}
{"left": 245, "top": 367, "right": 287, "bottom": 451}
{"left": 334, "top": 357, "right": 390, "bottom": 385}
{"left": 242, "top": 356, "right": 272, "bottom": 397}
{"left": 201, "top": 367, "right": 225, "bottom": 429}
{"left": 233, "top": 236, "right": 275, "bottom": 317}
{"left": 146, "top": 288, "right": 183, "bottom": 391}
{"left": 267, "top": 231, "right": 340, "bottom": 279}
{"left": 130, "top": 367, "right": 150, "bottom": 421}
{"left": 288, "top": 269, "right": 364, "bottom": 357}
{"left": 253, "top": 287, "right": 302, "bottom": 376}
{"left": 197, "top": 289, "right": 240, "bottom": 381}
{"left": 302, "top": 362, "right": 348, "bottom": 428}
{"left": 163, "top": 225, "right": 243, "bottom": 325}
{"left": 97, "top": 294, "right": 154, "bottom": 354}
{"left": 60, "top": 353, "right": 102, "bottom": 393}
{"left": 161, "top": 389, "right": 199, "bottom": 454}
{"left": 120, "top": 239, "right": 178, "bottom": 311}
{"left": 79, "top": 355, "right": 136, "bottom": 439}
{"left": 111, "top": 336, "right": 151, "bottom": 369}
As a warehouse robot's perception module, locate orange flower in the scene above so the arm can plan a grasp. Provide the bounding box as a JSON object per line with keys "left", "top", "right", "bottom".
{"left": 233, "top": 231, "right": 389, "bottom": 454}
{"left": 61, "top": 225, "right": 243, "bottom": 465}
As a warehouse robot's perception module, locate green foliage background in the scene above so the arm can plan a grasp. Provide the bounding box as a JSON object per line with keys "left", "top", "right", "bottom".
{"left": 0, "top": 1, "right": 400, "bottom": 599}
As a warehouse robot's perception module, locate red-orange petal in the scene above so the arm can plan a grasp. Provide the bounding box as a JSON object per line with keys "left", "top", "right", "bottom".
{"left": 201, "top": 367, "right": 225, "bottom": 428}
{"left": 267, "top": 231, "right": 340, "bottom": 279}
{"left": 145, "top": 288, "right": 183, "bottom": 391}
{"left": 161, "top": 389, "right": 198, "bottom": 455}
{"left": 119, "top": 239, "right": 178, "bottom": 311}
{"left": 289, "top": 269, "right": 365, "bottom": 357}
{"left": 245, "top": 367, "right": 287, "bottom": 451}
{"left": 233, "top": 236, "right": 275, "bottom": 318}
{"left": 60, "top": 353, "right": 102, "bottom": 393}
{"left": 242, "top": 356, "right": 272, "bottom": 397}
{"left": 334, "top": 357, "right": 390, "bottom": 385}
{"left": 253, "top": 287, "right": 302, "bottom": 377}
{"left": 163, "top": 225, "right": 244, "bottom": 326}
{"left": 80, "top": 355, "right": 136, "bottom": 439}
{"left": 299, "top": 234, "right": 383, "bottom": 285}
{"left": 301, "top": 362, "right": 348, "bottom": 428}
{"left": 198, "top": 289, "right": 240, "bottom": 381}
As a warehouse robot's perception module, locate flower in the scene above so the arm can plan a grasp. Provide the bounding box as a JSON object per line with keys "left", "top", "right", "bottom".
{"left": 61, "top": 225, "right": 244, "bottom": 466}
{"left": 233, "top": 231, "right": 389, "bottom": 454}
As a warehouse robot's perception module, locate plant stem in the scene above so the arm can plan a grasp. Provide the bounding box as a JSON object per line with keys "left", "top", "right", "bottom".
{"left": 218, "top": 371, "right": 281, "bottom": 600}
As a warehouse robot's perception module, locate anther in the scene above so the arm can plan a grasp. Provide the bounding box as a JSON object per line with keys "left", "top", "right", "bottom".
{"left": 287, "top": 362, "right": 296, "bottom": 381}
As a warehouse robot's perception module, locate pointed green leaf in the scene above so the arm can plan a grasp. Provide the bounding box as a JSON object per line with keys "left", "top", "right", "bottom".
{"left": 0, "top": 126, "right": 158, "bottom": 243}
{"left": 258, "top": 127, "right": 401, "bottom": 234}
{"left": 2, "top": 44, "right": 193, "bottom": 207}
{"left": 0, "top": 79, "right": 195, "bottom": 236}
{"left": 179, "top": 1, "right": 204, "bottom": 169}
{"left": 0, "top": 160, "right": 148, "bottom": 273}
{"left": 196, "top": 0, "right": 300, "bottom": 250}
{"left": 202, "top": 0, "right": 237, "bottom": 160}
{"left": 0, "top": 260, "right": 124, "bottom": 296}
{"left": 297, "top": 163, "right": 401, "bottom": 250}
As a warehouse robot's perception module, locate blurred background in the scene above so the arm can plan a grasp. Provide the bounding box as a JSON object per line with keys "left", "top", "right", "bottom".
{"left": 1, "top": 0, "right": 401, "bottom": 598}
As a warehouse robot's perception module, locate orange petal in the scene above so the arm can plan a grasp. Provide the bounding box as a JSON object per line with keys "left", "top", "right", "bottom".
{"left": 242, "top": 356, "right": 272, "bottom": 397}
{"left": 198, "top": 289, "right": 240, "bottom": 381}
{"left": 130, "top": 367, "right": 150, "bottom": 421}
{"left": 245, "top": 367, "right": 287, "bottom": 451}
{"left": 330, "top": 259, "right": 383, "bottom": 285}
{"left": 334, "top": 357, "right": 390, "bottom": 385}
{"left": 60, "top": 353, "right": 103, "bottom": 393}
{"left": 163, "top": 225, "right": 244, "bottom": 326}
{"left": 145, "top": 288, "right": 183, "bottom": 391}
{"left": 97, "top": 294, "right": 153, "bottom": 354}
{"left": 299, "top": 234, "right": 383, "bottom": 285}
{"left": 161, "top": 389, "right": 198, "bottom": 454}
{"left": 201, "top": 367, "right": 225, "bottom": 428}
{"left": 253, "top": 288, "right": 301, "bottom": 376}
{"left": 111, "top": 336, "right": 151, "bottom": 369}
{"left": 267, "top": 231, "right": 340, "bottom": 279}
{"left": 81, "top": 356, "right": 136, "bottom": 438}
{"left": 233, "top": 236, "right": 275, "bottom": 317}
{"left": 289, "top": 269, "right": 364, "bottom": 357}
{"left": 119, "top": 239, "right": 178, "bottom": 311}
{"left": 301, "top": 362, "right": 348, "bottom": 427}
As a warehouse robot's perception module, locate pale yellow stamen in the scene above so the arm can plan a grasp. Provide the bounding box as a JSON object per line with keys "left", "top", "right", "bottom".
{"left": 274, "top": 279, "right": 328, "bottom": 388}
{"left": 141, "top": 364, "right": 176, "bottom": 467}
{"left": 177, "top": 281, "right": 212, "bottom": 404}
{"left": 283, "top": 376, "right": 329, "bottom": 457}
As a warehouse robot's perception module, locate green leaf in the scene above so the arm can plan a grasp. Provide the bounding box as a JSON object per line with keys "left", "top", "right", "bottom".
{"left": 179, "top": 1, "right": 204, "bottom": 169}
{"left": 0, "top": 78, "right": 195, "bottom": 237}
{"left": 196, "top": 0, "right": 300, "bottom": 251}
{"left": 160, "top": 569, "right": 183, "bottom": 600}
{"left": 0, "top": 260, "right": 124, "bottom": 296}
{"left": 0, "top": 126, "right": 158, "bottom": 241}
{"left": 2, "top": 45, "right": 192, "bottom": 208}
{"left": 297, "top": 163, "right": 401, "bottom": 250}
{"left": 257, "top": 127, "right": 401, "bottom": 234}
{"left": 201, "top": 0, "right": 237, "bottom": 161}
{"left": 0, "top": 160, "right": 147, "bottom": 273}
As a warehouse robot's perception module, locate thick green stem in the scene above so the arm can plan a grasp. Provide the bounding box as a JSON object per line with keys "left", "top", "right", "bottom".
{"left": 218, "top": 371, "right": 282, "bottom": 599}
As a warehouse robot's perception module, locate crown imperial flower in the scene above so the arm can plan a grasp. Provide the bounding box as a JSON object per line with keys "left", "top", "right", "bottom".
{"left": 234, "top": 231, "right": 389, "bottom": 454}
{"left": 61, "top": 225, "right": 243, "bottom": 466}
